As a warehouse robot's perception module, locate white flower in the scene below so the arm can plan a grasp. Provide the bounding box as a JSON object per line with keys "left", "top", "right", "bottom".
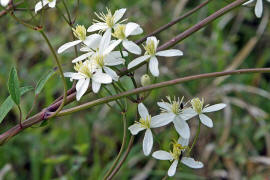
{"left": 0, "top": 0, "right": 9, "bottom": 6}
{"left": 58, "top": 25, "right": 101, "bottom": 54}
{"left": 244, "top": 0, "right": 270, "bottom": 18}
{"left": 127, "top": 36, "right": 183, "bottom": 77}
{"left": 35, "top": 0, "right": 56, "bottom": 13}
{"left": 152, "top": 137, "right": 203, "bottom": 177}
{"left": 154, "top": 96, "right": 196, "bottom": 139}
{"left": 87, "top": 8, "right": 126, "bottom": 34}
{"left": 190, "top": 98, "right": 226, "bottom": 128}
{"left": 64, "top": 60, "right": 112, "bottom": 100}
{"left": 111, "top": 22, "right": 143, "bottom": 55}
{"left": 128, "top": 103, "right": 169, "bottom": 156}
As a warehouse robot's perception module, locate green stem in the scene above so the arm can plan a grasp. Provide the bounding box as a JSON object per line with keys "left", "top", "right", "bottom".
{"left": 103, "top": 112, "right": 127, "bottom": 180}
{"left": 187, "top": 120, "right": 201, "bottom": 156}
{"left": 17, "top": 105, "right": 23, "bottom": 129}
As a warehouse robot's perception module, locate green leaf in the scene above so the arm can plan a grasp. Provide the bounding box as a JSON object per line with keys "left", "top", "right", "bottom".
{"left": 8, "top": 67, "right": 21, "bottom": 105}
{"left": 35, "top": 70, "right": 55, "bottom": 95}
{"left": 0, "top": 86, "right": 33, "bottom": 124}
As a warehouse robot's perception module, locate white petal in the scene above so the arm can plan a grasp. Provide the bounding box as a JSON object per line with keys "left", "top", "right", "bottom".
{"left": 122, "top": 40, "right": 141, "bottom": 55}
{"left": 178, "top": 136, "right": 189, "bottom": 147}
{"left": 173, "top": 116, "right": 190, "bottom": 139}
{"left": 199, "top": 114, "right": 213, "bottom": 128}
{"left": 64, "top": 72, "right": 84, "bottom": 80}
{"left": 76, "top": 78, "right": 85, "bottom": 91}
{"left": 149, "top": 56, "right": 159, "bottom": 77}
{"left": 180, "top": 107, "right": 197, "bottom": 121}
{"left": 80, "top": 46, "right": 91, "bottom": 52}
{"left": 146, "top": 36, "right": 159, "bottom": 49}
{"left": 58, "top": 40, "right": 82, "bottom": 54}
{"left": 104, "top": 57, "right": 125, "bottom": 66}
{"left": 168, "top": 160, "right": 179, "bottom": 177}
{"left": 104, "top": 39, "right": 122, "bottom": 55}
{"left": 1, "top": 0, "right": 9, "bottom": 6}
{"left": 113, "top": 8, "right": 126, "bottom": 23}
{"left": 106, "top": 51, "right": 128, "bottom": 59}
{"left": 35, "top": 1, "right": 49, "bottom": 13}
{"left": 130, "top": 27, "right": 143, "bottom": 36}
{"left": 128, "top": 55, "right": 150, "bottom": 69}
{"left": 243, "top": 0, "right": 255, "bottom": 5}
{"left": 202, "top": 103, "right": 226, "bottom": 113}
{"left": 157, "top": 102, "right": 172, "bottom": 112}
{"left": 83, "top": 34, "right": 102, "bottom": 49}
{"left": 125, "top": 22, "right": 140, "bottom": 37}
{"left": 152, "top": 150, "right": 173, "bottom": 160}
{"left": 48, "top": 0, "right": 56, "bottom": 8}
{"left": 181, "top": 157, "right": 203, "bottom": 169}
{"left": 128, "top": 123, "right": 145, "bottom": 135}
{"left": 93, "top": 72, "right": 112, "bottom": 84}
{"left": 76, "top": 78, "right": 89, "bottom": 101}
{"left": 143, "top": 129, "right": 153, "bottom": 156}
{"left": 99, "top": 29, "right": 111, "bottom": 54}
{"left": 72, "top": 52, "right": 94, "bottom": 63}
{"left": 255, "top": 0, "right": 263, "bottom": 18}
{"left": 156, "top": 49, "right": 183, "bottom": 57}
{"left": 92, "top": 81, "right": 101, "bottom": 93}
{"left": 150, "top": 113, "right": 175, "bottom": 128}
{"left": 87, "top": 22, "right": 107, "bottom": 32}
{"left": 138, "top": 103, "right": 149, "bottom": 120}
{"left": 103, "top": 66, "right": 119, "bottom": 81}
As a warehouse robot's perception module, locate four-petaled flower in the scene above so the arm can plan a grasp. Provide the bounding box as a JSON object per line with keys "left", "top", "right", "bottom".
{"left": 152, "top": 136, "right": 203, "bottom": 177}
{"left": 64, "top": 60, "right": 112, "bottom": 100}
{"left": 35, "top": 0, "right": 56, "bottom": 13}
{"left": 127, "top": 36, "right": 183, "bottom": 77}
{"left": 243, "top": 0, "right": 270, "bottom": 18}
{"left": 128, "top": 103, "right": 171, "bottom": 156}
{"left": 189, "top": 98, "right": 226, "bottom": 128}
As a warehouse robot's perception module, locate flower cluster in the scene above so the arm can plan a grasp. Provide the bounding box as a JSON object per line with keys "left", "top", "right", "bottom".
{"left": 57, "top": 8, "right": 184, "bottom": 100}
{"left": 128, "top": 97, "right": 226, "bottom": 177}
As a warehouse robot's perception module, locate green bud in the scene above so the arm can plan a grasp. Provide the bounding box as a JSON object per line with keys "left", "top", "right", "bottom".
{"left": 141, "top": 74, "right": 151, "bottom": 86}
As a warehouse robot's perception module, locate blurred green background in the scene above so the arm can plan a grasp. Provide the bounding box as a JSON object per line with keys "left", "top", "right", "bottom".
{"left": 0, "top": 0, "right": 270, "bottom": 179}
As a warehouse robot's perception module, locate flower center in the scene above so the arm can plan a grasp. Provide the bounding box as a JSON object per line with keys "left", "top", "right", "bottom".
{"left": 170, "top": 140, "right": 187, "bottom": 160}
{"left": 144, "top": 39, "right": 158, "bottom": 56}
{"left": 138, "top": 115, "right": 151, "bottom": 129}
{"left": 112, "top": 24, "right": 126, "bottom": 40}
{"left": 92, "top": 52, "right": 105, "bottom": 68}
{"left": 72, "top": 25, "right": 86, "bottom": 41}
{"left": 105, "top": 10, "right": 114, "bottom": 28}
{"left": 74, "top": 61, "right": 92, "bottom": 78}
{"left": 191, "top": 98, "right": 204, "bottom": 114}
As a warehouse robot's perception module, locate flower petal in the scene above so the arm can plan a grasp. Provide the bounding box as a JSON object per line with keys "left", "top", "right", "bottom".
{"left": 199, "top": 114, "right": 213, "bottom": 128}
{"left": 93, "top": 72, "right": 112, "bottom": 84}
{"left": 156, "top": 49, "right": 183, "bottom": 57}
{"left": 168, "top": 160, "right": 178, "bottom": 177}
{"left": 152, "top": 150, "right": 173, "bottom": 160}
{"left": 138, "top": 103, "right": 149, "bottom": 120}
{"left": 58, "top": 40, "right": 82, "bottom": 54}
{"left": 181, "top": 157, "right": 203, "bottom": 169}
{"left": 76, "top": 78, "right": 85, "bottom": 91}
{"left": 178, "top": 136, "right": 189, "bottom": 147}
{"left": 83, "top": 34, "right": 102, "bottom": 49}
{"left": 149, "top": 56, "right": 159, "bottom": 77}
{"left": 128, "top": 123, "right": 145, "bottom": 135}
{"left": 146, "top": 36, "right": 159, "bottom": 49}
{"left": 99, "top": 29, "right": 111, "bottom": 54}
{"left": 143, "top": 129, "right": 153, "bottom": 156}
{"left": 122, "top": 40, "right": 141, "bottom": 55}
{"left": 130, "top": 27, "right": 143, "bottom": 36}
{"left": 1, "top": 0, "right": 9, "bottom": 6}
{"left": 113, "top": 8, "right": 126, "bottom": 23}
{"left": 173, "top": 116, "right": 190, "bottom": 139}
{"left": 150, "top": 113, "right": 175, "bottom": 128}
{"left": 91, "top": 81, "right": 101, "bottom": 93}
{"left": 255, "top": 0, "right": 263, "bottom": 18}
{"left": 104, "top": 56, "right": 125, "bottom": 66}
{"left": 104, "top": 39, "right": 122, "bottom": 55}
{"left": 128, "top": 55, "right": 150, "bottom": 69}
{"left": 157, "top": 102, "right": 172, "bottom": 112}
{"left": 103, "top": 66, "right": 119, "bottom": 81}
{"left": 87, "top": 22, "right": 107, "bottom": 32}
{"left": 243, "top": 0, "right": 254, "bottom": 5}
{"left": 64, "top": 72, "right": 84, "bottom": 80}
{"left": 72, "top": 52, "right": 94, "bottom": 63}
{"left": 180, "top": 107, "right": 197, "bottom": 121}
{"left": 76, "top": 78, "right": 89, "bottom": 101}
{"left": 125, "top": 22, "right": 140, "bottom": 37}
{"left": 202, "top": 103, "right": 226, "bottom": 113}
{"left": 48, "top": 0, "right": 56, "bottom": 8}
{"left": 35, "top": 0, "right": 49, "bottom": 13}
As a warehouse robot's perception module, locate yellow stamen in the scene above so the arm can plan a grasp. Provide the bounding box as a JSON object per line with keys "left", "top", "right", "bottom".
{"left": 72, "top": 25, "right": 86, "bottom": 41}
{"left": 112, "top": 24, "right": 126, "bottom": 40}
{"left": 191, "top": 98, "right": 204, "bottom": 114}
{"left": 137, "top": 115, "right": 151, "bottom": 129}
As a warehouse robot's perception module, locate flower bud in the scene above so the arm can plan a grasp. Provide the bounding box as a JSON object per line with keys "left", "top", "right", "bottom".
{"left": 141, "top": 74, "right": 151, "bottom": 86}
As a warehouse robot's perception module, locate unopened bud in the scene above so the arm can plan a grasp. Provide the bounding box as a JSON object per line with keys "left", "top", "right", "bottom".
{"left": 141, "top": 74, "right": 151, "bottom": 86}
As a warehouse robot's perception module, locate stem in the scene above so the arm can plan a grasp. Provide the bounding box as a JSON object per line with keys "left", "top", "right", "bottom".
{"left": 57, "top": 68, "right": 270, "bottom": 117}
{"left": 161, "top": 175, "right": 168, "bottom": 180}
{"left": 187, "top": 120, "right": 201, "bottom": 156}
{"left": 135, "top": 0, "right": 213, "bottom": 44}
{"left": 25, "top": 95, "right": 38, "bottom": 119}
{"left": 104, "top": 112, "right": 127, "bottom": 180}
{"left": 107, "top": 135, "right": 134, "bottom": 180}
{"left": 17, "top": 105, "right": 23, "bottom": 129}
{"left": 39, "top": 31, "right": 67, "bottom": 118}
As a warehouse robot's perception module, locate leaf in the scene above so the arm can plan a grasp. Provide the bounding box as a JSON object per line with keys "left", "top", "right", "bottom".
{"left": 8, "top": 67, "right": 21, "bottom": 105}
{"left": 35, "top": 70, "right": 55, "bottom": 95}
{"left": 0, "top": 86, "right": 33, "bottom": 124}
